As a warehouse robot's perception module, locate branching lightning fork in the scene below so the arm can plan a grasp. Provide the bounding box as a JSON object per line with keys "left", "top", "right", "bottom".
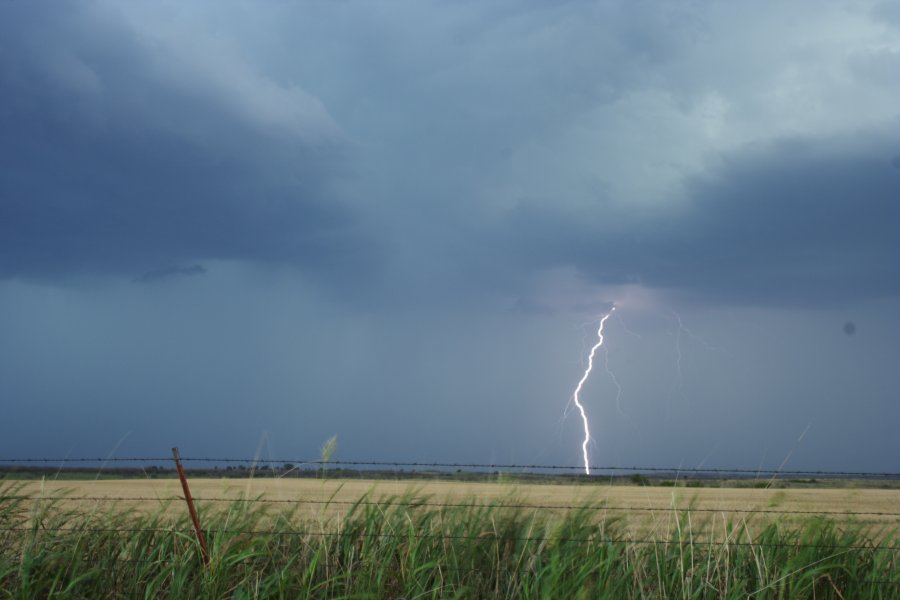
{"left": 570, "top": 306, "right": 615, "bottom": 475}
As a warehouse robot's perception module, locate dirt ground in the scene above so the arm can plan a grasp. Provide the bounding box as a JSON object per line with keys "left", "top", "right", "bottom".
{"left": 8, "top": 477, "right": 899, "bottom": 539}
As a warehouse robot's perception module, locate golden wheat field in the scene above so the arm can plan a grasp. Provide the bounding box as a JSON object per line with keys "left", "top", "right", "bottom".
{"left": 15, "top": 478, "right": 900, "bottom": 540}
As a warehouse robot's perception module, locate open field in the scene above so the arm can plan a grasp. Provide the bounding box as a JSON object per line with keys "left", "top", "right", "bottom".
{"left": 3, "top": 478, "right": 898, "bottom": 597}
{"left": 12, "top": 477, "right": 900, "bottom": 538}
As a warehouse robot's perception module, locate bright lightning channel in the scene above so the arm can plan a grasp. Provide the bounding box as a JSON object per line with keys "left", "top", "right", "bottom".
{"left": 571, "top": 306, "right": 615, "bottom": 475}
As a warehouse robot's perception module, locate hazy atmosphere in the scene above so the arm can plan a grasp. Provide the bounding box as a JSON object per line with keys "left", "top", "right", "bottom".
{"left": 1, "top": 1, "right": 898, "bottom": 472}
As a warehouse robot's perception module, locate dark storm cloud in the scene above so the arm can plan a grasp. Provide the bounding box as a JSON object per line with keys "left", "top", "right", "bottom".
{"left": 0, "top": 3, "right": 377, "bottom": 285}
{"left": 657, "top": 136, "right": 900, "bottom": 304}
{"left": 2, "top": 1, "right": 898, "bottom": 311}
{"left": 503, "top": 132, "right": 900, "bottom": 305}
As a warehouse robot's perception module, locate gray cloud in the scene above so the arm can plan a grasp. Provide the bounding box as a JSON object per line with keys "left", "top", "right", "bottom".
{"left": 1, "top": 0, "right": 898, "bottom": 311}
{"left": 0, "top": 2, "right": 378, "bottom": 289}
{"left": 500, "top": 131, "right": 900, "bottom": 306}
{"left": 872, "top": 1, "right": 900, "bottom": 26}
{"left": 660, "top": 135, "right": 900, "bottom": 304}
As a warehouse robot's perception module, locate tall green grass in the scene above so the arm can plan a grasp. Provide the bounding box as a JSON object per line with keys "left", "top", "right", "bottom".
{"left": 1, "top": 483, "right": 897, "bottom": 598}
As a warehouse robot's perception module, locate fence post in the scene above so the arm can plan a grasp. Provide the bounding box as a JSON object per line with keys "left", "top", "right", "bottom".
{"left": 171, "top": 447, "right": 210, "bottom": 565}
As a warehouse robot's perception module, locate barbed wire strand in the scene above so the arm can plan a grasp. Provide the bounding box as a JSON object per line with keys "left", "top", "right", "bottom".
{"left": 4, "top": 495, "right": 900, "bottom": 519}
{"left": 1, "top": 457, "right": 898, "bottom": 478}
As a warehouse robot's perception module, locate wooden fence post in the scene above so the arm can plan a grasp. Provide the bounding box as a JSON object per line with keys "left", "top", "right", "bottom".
{"left": 171, "top": 447, "right": 210, "bottom": 565}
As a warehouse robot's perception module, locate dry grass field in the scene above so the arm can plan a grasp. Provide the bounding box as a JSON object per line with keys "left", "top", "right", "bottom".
{"left": 15, "top": 477, "right": 900, "bottom": 540}
{"left": 5, "top": 477, "right": 899, "bottom": 596}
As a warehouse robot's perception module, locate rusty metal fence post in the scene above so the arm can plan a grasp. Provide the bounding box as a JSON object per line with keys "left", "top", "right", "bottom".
{"left": 171, "top": 447, "right": 210, "bottom": 565}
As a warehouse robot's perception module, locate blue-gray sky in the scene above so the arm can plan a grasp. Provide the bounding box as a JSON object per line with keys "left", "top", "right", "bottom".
{"left": 1, "top": 0, "right": 898, "bottom": 472}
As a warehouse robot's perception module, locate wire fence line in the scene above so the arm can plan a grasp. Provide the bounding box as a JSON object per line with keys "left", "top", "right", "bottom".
{"left": 4, "top": 494, "right": 900, "bottom": 519}
{"left": 4, "top": 456, "right": 899, "bottom": 522}
{"left": 4, "top": 456, "right": 898, "bottom": 544}
{"left": 2, "top": 456, "right": 899, "bottom": 478}
{"left": 3, "top": 457, "right": 898, "bottom": 590}
{"left": 4, "top": 493, "right": 898, "bottom": 586}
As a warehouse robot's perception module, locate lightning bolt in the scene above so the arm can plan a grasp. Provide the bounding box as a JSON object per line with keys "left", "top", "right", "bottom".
{"left": 570, "top": 306, "right": 615, "bottom": 475}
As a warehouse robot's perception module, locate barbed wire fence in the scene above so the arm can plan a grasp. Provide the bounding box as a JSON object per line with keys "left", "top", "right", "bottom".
{"left": 3, "top": 456, "right": 900, "bottom": 478}
{"left": 2, "top": 454, "right": 899, "bottom": 521}
{"left": 2, "top": 453, "right": 898, "bottom": 588}
{"left": 3, "top": 494, "right": 900, "bottom": 520}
